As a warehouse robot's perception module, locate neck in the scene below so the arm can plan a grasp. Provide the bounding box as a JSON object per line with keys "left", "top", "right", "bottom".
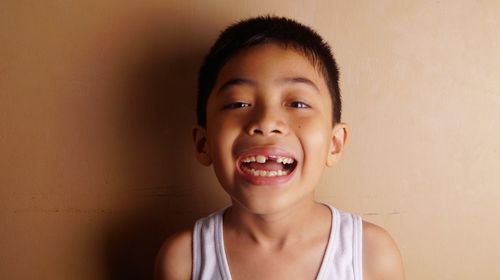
{"left": 224, "top": 200, "right": 330, "bottom": 250}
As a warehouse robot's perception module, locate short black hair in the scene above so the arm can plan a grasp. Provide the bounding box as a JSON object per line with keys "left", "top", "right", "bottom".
{"left": 197, "top": 15, "right": 341, "bottom": 126}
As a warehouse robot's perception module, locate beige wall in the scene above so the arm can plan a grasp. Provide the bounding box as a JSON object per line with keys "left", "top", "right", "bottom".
{"left": 1, "top": 1, "right": 499, "bottom": 279}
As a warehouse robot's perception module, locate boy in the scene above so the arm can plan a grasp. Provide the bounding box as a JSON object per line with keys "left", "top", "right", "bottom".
{"left": 156, "top": 16, "right": 404, "bottom": 280}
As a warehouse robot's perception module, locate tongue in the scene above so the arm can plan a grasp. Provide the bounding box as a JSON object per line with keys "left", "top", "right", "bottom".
{"left": 248, "top": 161, "right": 284, "bottom": 171}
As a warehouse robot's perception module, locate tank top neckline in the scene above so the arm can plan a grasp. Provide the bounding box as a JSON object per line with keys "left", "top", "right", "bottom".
{"left": 213, "top": 203, "right": 339, "bottom": 280}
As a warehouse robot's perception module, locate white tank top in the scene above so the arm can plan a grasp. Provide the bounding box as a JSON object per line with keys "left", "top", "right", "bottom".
{"left": 192, "top": 204, "right": 363, "bottom": 280}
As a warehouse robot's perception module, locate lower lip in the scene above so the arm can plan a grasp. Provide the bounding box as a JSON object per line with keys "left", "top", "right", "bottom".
{"left": 236, "top": 164, "right": 295, "bottom": 186}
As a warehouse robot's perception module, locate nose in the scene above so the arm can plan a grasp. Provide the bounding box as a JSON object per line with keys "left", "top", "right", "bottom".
{"left": 246, "top": 105, "right": 289, "bottom": 136}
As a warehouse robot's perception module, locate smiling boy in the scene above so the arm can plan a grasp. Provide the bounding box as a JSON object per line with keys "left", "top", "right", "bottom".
{"left": 156, "top": 16, "right": 404, "bottom": 280}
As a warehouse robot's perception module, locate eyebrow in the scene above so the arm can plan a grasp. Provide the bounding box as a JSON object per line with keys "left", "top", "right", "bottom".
{"left": 277, "top": 76, "right": 320, "bottom": 93}
{"left": 216, "top": 76, "right": 320, "bottom": 95}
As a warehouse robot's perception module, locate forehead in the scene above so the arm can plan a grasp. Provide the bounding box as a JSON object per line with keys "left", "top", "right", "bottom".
{"left": 215, "top": 43, "right": 329, "bottom": 91}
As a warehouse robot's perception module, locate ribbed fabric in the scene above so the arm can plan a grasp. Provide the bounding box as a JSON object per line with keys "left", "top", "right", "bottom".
{"left": 192, "top": 204, "right": 363, "bottom": 280}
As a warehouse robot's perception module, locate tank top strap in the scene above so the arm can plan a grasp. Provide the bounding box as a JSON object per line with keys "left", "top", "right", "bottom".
{"left": 192, "top": 207, "right": 231, "bottom": 280}
{"left": 317, "top": 204, "right": 363, "bottom": 280}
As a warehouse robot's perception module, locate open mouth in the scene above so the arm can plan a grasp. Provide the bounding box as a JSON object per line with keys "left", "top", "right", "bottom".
{"left": 238, "top": 154, "right": 297, "bottom": 177}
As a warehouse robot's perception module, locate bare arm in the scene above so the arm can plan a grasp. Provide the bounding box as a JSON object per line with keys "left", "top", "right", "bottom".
{"left": 363, "top": 221, "right": 405, "bottom": 280}
{"left": 155, "top": 229, "right": 192, "bottom": 280}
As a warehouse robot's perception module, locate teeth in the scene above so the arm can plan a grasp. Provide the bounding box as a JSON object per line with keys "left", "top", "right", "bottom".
{"left": 241, "top": 155, "right": 295, "bottom": 164}
{"left": 255, "top": 155, "right": 267, "bottom": 163}
{"left": 277, "top": 156, "right": 294, "bottom": 164}
{"left": 241, "top": 156, "right": 255, "bottom": 163}
{"left": 242, "top": 166, "right": 289, "bottom": 177}
{"left": 278, "top": 157, "right": 294, "bottom": 164}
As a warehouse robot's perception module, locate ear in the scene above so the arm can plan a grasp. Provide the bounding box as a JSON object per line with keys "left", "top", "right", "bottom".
{"left": 192, "top": 124, "right": 212, "bottom": 166}
{"left": 326, "top": 123, "right": 348, "bottom": 167}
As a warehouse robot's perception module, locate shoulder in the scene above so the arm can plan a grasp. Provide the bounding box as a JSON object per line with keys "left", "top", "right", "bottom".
{"left": 362, "top": 221, "right": 405, "bottom": 280}
{"left": 155, "top": 228, "right": 192, "bottom": 280}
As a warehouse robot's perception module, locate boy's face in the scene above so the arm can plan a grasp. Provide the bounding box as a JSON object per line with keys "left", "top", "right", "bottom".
{"left": 193, "top": 43, "right": 347, "bottom": 214}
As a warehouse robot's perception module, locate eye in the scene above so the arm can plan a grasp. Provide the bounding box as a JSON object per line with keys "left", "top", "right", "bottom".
{"left": 222, "top": 102, "right": 251, "bottom": 110}
{"left": 289, "top": 101, "right": 311, "bottom": 109}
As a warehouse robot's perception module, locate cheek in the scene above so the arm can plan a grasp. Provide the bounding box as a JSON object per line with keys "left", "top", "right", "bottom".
{"left": 207, "top": 118, "right": 241, "bottom": 174}
{"left": 295, "top": 117, "right": 332, "bottom": 169}
{"left": 296, "top": 117, "right": 331, "bottom": 147}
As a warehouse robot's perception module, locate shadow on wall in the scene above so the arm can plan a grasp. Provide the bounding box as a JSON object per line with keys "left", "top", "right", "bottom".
{"left": 97, "top": 16, "right": 224, "bottom": 280}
